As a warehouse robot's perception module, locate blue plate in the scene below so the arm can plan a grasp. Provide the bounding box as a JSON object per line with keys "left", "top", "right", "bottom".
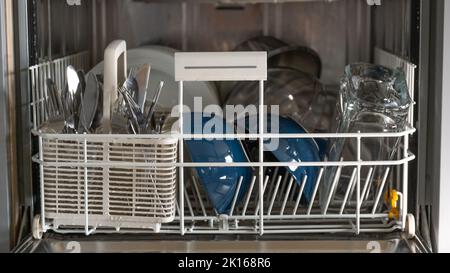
{"left": 236, "top": 114, "right": 320, "bottom": 202}
{"left": 183, "top": 113, "right": 253, "bottom": 214}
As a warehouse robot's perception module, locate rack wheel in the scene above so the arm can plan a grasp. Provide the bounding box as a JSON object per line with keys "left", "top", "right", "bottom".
{"left": 405, "top": 213, "right": 416, "bottom": 239}
{"left": 32, "top": 215, "right": 43, "bottom": 240}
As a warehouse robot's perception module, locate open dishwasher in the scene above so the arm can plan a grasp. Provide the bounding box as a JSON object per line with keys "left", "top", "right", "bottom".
{"left": 1, "top": 0, "right": 447, "bottom": 253}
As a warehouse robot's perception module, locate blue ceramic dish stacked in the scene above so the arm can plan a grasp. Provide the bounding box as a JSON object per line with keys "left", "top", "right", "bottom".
{"left": 183, "top": 112, "right": 322, "bottom": 215}
{"left": 183, "top": 113, "right": 252, "bottom": 214}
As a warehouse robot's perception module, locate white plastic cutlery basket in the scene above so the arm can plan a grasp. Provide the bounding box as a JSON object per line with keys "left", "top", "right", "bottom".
{"left": 34, "top": 133, "right": 178, "bottom": 234}
{"left": 30, "top": 47, "right": 178, "bottom": 238}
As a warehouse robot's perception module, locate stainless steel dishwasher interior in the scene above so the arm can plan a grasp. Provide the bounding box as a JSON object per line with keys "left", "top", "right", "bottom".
{"left": 15, "top": 233, "right": 427, "bottom": 253}
{"left": 7, "top": 0, "right": 432, "bottom": 252}
{"left": 35, "top": 0, "right": 412, "bottom": 84}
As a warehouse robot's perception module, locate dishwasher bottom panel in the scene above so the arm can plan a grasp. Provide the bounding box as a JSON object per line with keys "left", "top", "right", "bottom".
{"left": 15, "top": 233, "right": 427, "bottom": 253}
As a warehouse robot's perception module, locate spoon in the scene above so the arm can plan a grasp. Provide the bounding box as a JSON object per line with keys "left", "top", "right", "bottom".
{"left": 66, "top": 65, "right": 81, "bottom": 132}
{"left": 123, "top": 68, "right": 139, "bottom": 101}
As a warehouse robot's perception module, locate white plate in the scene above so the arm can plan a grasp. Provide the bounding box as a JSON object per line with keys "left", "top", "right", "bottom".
{"left": 90, "top": 45, "right": 220, "bottom": 111}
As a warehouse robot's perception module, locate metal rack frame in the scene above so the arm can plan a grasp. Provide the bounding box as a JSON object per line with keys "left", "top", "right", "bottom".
{"left": 30, "top": 51, "right": 416, "bottom": 238}
{"left": 171, "top": 51, "right": 416, "bottom": 236}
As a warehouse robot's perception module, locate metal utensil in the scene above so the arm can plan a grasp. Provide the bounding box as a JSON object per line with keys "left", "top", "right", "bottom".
{"left": 61, "top": 84, "right": 74, "bottom": 133}
{"left": 134, "top": 64, "right": 151, "bottom": 112}
{"left": 45, "top": 81, "right": 56, "bottom": 118}
{"left": 118, "top": 86, "right": 146, "bottom": 134}
{"left": 61, "top": 83, "right": 74, "bottom": 133}
{"left": 66, "top": 65, "right": 81, "bottom": 132}
{"left": 77, "top": 70, "right": 86, "bottom": 96}
{"left": 78, "top": 73, "right": 100, "bottom": 133}
{"left": 67, "top": 66, "right": 80, "bottom": 102}
{"left": 76, "top": 70, "right": 86, "bottom": 130}
{"left": 115, "top": 68, "right": 138, "bottom": 118}
{"left": 154, "top": 113, "right": 167, "bottom": 134}
{"left": 144, "top": 81, "right": 164, "bottom": 132}
{"left": 123, "top": 68, "right": 139, "bottom": 101}
{"left": 46, "top": 79, "right": 63, "bottom": 119}
{"left": 90, "top": 78, "right": 104, "bottom": 132}
{"left": 42, "top": 79, "right": 64, "bottom": 133}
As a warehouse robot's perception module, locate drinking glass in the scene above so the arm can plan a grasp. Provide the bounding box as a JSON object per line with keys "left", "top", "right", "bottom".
{"left": 321, "top": 63, "right": 413, "bottom": 211}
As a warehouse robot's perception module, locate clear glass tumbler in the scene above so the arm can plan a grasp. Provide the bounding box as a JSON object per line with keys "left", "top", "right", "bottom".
{"left": 321, "top": 63, "right": 413, "bottom": 212}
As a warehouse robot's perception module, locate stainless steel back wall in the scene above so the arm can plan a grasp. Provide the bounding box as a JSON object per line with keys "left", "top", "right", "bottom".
{"left": 97, "top": 0, "right": 372, "bottom": 84}
{"left": 89, "top": 0, "right": 411, "bottom": 85}
{"left": 34, "top": 0, "right": 92, "bottom": 63}
{"left": 32, "top": 0, "right": 412, "bottom": 84}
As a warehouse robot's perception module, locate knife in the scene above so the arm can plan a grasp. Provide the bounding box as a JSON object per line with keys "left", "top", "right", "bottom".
{"left": 78, "top": 73, "right": 100, "bottom": 133}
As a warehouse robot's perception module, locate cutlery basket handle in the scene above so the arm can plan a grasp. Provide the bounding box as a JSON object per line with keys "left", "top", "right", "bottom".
{"left": 103, "top": 40, "right": 127, "bottom": 132}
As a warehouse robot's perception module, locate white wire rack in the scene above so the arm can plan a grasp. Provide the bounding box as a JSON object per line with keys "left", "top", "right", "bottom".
{"left": 167, "top": 51, "right": 416, "bottom": 236}
{"left": 31, "top": 51, "right": 416, "bottom": 237}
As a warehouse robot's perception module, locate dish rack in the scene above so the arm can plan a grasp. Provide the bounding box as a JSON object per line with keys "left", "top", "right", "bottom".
{"left": 30, "top": 50, "right": 417, "bottom": 239}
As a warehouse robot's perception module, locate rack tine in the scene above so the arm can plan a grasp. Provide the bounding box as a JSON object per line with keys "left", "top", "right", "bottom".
{"left": 360, "top": 167, "right": 374, "bottom": 204}
{"left": 268, "top": 176, "right": 282, "bottom": 216}
{"left": 191, "top": 176, "right": 207, "bottom": 217}
{"left": 280, "top": 177, "right": 295, "bottom": 215}
{"left": 323, "top": 160, "right": 344, "bottom": 215}
{"left": 266, "top": 167, "right": 279, "bottom": 202}
{"left": 289, "top": 179, "right": 299, "bottom": 202}
{"left": 184, "top": 188, "right": 195, "bottom": 217}
{"left": 293, "top": 175, "right": 308, "bottom": 215}
{"left": 307, "top": 168, "right": 324, "bottom": 215}
{"left": 277, "top": 172, "right": 290, "bottom": 202}
{"left": 340, "top": 168, "right": 357, "bottom": 215}
{"left": 242, "top": 176, "right": 257, "bottom": 216}
{"left": 348, "top": 167, "right": 358, "bottom": 201}
{"left": 229, "top": 177, "right": 244, "bottom": 217}
{"left": 371, "top": 167, "right": 390, "bottom": 214}
{"left": 175, "top": 198, "right": 181, "bottom": 216}
{"left": 364, "top": 168, "right": 376, "bottom": 201}
{"left": 255, "top": 176, "right": 270, "bottom": 216}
